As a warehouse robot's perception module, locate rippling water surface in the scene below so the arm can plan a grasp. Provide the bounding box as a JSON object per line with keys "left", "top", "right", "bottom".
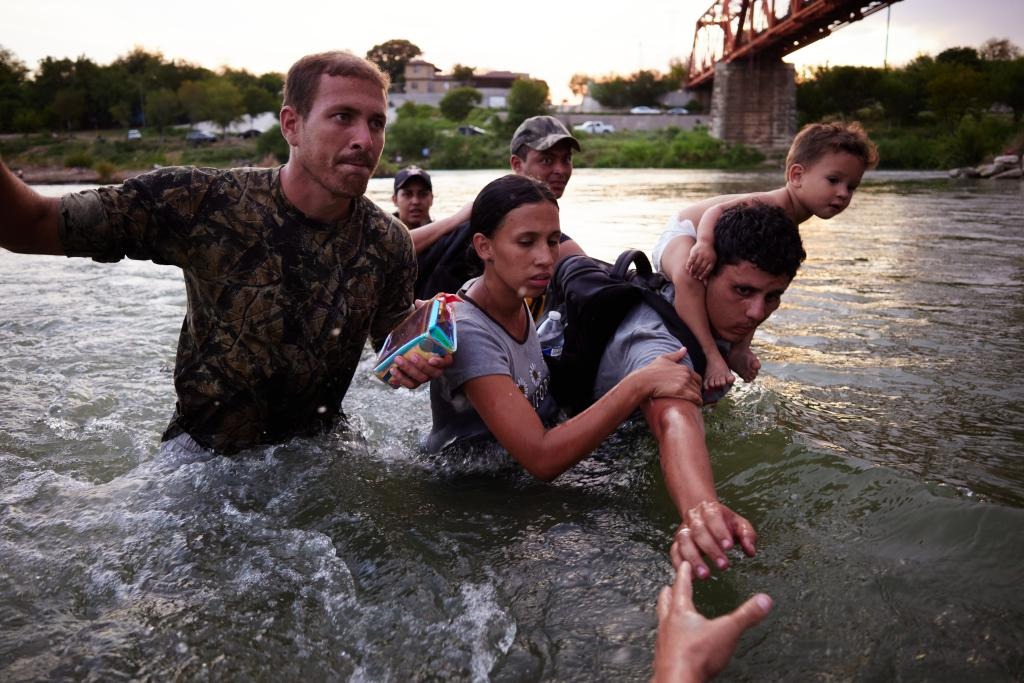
{"left": 1, "top": 170, "right": 1022, "bottom": 681}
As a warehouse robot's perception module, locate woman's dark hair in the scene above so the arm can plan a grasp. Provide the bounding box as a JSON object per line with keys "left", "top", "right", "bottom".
{"left": 711, "top": 202, "right": 806, "bottom": 280}
{"left": 464, "top": 174, "right": 558, "bottom": 272}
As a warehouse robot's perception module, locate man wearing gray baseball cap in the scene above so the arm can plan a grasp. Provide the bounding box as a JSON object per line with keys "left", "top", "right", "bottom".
{"left": 414, "top": 115, "right": 586, "bottom": 301}
{"left": 508, "top": 115, "right": 582, "bottom": 208}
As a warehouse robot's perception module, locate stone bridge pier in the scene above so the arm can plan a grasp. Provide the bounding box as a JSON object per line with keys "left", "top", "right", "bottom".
{"left": 709, "top": 59, "right": 797, "bottom": 152}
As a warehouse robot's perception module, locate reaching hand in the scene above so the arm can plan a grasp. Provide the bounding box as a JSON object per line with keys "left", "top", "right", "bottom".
{"left": 653, "top": 561, "right": 773, "bottom": 682}
{"left": 670, "top": 501, "right": 756, "bottom": 579}
{"left": 636, "top": 348, "right": 703, "bottom": 405}
{"left": 685, "top": 242, "right": 718, "bottom": 281}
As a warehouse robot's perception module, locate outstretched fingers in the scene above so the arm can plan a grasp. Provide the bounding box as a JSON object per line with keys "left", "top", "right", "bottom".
{"left": 672, "top": 560, "right": 695, "bottom": 610}
{"left": 671, "top": 503, "right": 758, "bottom": 576}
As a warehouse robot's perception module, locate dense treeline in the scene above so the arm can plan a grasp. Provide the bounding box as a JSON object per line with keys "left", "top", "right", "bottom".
{"left": 796, "top": 38, "right": 1024, "bottom": 167}
{"left": 0, "top": 46, "right": 282, "bottom": 135}
{"left": 1, "top": 39, "right": 1022, "bottom": 172}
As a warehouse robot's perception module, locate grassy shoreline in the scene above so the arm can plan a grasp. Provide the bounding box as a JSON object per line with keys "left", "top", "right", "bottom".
{"left": 6, "top": 121, "right": 1019, "bottom": 183}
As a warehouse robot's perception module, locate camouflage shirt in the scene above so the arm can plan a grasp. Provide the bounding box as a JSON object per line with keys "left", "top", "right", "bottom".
{"left": 59, "top": 166, "right": 416, "bottom": 453}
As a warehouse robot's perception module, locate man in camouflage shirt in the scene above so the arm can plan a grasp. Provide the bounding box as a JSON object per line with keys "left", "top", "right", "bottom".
{"left": 0, "top": 51, "right": 446, "bottom": 454}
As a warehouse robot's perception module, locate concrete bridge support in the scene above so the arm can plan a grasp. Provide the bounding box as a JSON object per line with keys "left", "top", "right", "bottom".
{"left": 710, "top": 59, "right": 796, "bottom": 152}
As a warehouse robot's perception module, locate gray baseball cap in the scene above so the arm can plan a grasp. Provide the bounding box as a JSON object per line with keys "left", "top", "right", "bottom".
{"left": 509, "top": 116, "right": 581, "bottom": 155}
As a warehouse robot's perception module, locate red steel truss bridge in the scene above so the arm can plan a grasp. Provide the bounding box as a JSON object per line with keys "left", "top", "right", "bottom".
{"left": 688, "top": 0, "right": 904, "bottom": 87}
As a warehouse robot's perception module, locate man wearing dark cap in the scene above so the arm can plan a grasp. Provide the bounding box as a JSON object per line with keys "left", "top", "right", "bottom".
{"left": 392, "top": 166, "right": 433, "bottom": 229}
{"left": 414, "top": 116, "right": 585, "bottom": 299}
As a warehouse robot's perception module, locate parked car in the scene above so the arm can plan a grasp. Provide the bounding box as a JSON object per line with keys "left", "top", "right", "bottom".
{"left": 186, "top": 130, "right": 218, "bottom": 144}
{"left": 457, "top": 124, "right": 488, "bottom": 136}
{"left": 237, "top": 128, "right": 262, "bottom": 139}
{"left": 629, "top": 106, "right": 662, "bottom": 114}
{"left": 666, "top": 107, "right": 690, "bottom": 115}
{"left": 573, "top": 120, "right": 615, "bottom": 135}
{"left": 126, "top": 129, "right": 142, "bottom": 140}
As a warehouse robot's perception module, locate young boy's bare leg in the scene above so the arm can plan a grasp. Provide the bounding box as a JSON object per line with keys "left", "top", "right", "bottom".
{"left": 726, "top": 330, "right": 760, "bottom": 382}
{"left": 666, "top": 237, "right": 735, "bottom": 393}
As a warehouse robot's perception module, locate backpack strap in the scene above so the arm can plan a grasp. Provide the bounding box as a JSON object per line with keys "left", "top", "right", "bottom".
{"left": 609, "top": 250, "right": 708, "bottom": 376}
{"left": 634, "top": 288, "right": 707, "bottom": 377}
{"left": 611, "top": 249, "right": 653, "bottom": 279}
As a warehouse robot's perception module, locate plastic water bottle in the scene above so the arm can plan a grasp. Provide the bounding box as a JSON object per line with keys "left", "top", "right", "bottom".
{"left": 536, "top": 310, "right": 565, "bottom": 358}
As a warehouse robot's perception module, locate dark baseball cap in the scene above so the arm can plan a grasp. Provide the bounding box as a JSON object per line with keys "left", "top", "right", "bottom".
{"left": 509, "top": 116, "right": 581, "bottom": 155}
{"left": 394, "top": 166, "right": 432, "bottom": 192}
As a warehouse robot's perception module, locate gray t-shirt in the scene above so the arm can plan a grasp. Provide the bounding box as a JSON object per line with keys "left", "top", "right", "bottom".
{"left": 424, "top": 296, "right": 559, "bottom": 453}
{"left": 594, "top": 283, "right": 732, "bottom": 405}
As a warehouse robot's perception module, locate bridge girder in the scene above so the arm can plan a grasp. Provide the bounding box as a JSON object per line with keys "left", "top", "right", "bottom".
{"left": 688, "top": 0, "right": 903, "bottom": 88}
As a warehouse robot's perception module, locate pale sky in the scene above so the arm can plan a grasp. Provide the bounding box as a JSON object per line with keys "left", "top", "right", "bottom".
{"left": 3, "top": 0, "right": 1022, "bottom": 103}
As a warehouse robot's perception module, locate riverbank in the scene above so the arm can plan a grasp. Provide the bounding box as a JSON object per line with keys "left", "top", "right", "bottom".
{"left": 12, "top": 165, "right": 153, "bottom": 184}
{"left": 5, "top": 119, "right": 1023, "bottom": 180}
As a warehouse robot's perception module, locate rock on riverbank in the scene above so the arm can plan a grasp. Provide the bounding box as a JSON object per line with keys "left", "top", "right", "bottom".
{"left": 949, "top": 155, "right": 1023, "bottom": 180}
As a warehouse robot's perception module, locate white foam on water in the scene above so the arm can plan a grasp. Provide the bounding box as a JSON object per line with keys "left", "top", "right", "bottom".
{"left": 454, "top": 581, "right": 517, "bottom": 682}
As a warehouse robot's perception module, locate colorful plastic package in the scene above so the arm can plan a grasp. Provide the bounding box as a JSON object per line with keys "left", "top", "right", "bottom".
{"left": 373, "top": 293, "right": 459, "bottom": 383}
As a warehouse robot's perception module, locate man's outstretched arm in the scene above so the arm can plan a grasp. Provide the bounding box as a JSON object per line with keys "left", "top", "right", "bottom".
{"left": 0, "top": 161, "right": 63, "bottom": 255}
{"left": 642, "top": 397, "right": 757, "bottom": 578}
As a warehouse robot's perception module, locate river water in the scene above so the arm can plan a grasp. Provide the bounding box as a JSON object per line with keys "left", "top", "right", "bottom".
{"left": 1, "top": 169, "right": 1022, "bottom": 681}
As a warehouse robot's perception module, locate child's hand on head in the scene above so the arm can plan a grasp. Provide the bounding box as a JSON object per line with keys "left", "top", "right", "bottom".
{"left": 686, "top": 242, "right": 717, "bottom": 280}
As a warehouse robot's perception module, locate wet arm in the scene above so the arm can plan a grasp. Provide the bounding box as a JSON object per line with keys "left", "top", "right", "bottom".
{"left": 410, "top": 201, "right": 472, "bottom": 254}
{"left": 643, "top": 398, "right": 717, "bottom": 515}
{"left": 0, "top": 161, "right": 63, "bottom": 255}
{"left": 464, "top": 372, "right": 652, "bottom": 481}
{"left": 643, "top": 397, "right": 757, "bottom": 576}
{"left": 464, "top": 349, "right": 700, "bottom": 481}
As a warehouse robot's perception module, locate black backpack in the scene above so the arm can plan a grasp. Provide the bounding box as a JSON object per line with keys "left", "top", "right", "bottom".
{"left": 413, "top": 220, "right": 477, "bottom": 301}
{"left": 544, "top": 249, "right": 707, "bottom": 415}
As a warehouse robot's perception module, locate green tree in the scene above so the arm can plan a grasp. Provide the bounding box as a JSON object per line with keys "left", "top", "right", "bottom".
{"left": 145, "top": 88, "right": 181, "bottom": 138}
{"left": 0, "top": 46, "right": 28, "bottom": 131}
{"left": 990, "top": 57, "right": 1024, "bottom": 123}
{"left": 258, "top": 72, "right": 285, "bottom": 98}
{"left": 927, "top": 63, "right": 989, "bottom": 128}
{"left": 978, "top": 38, "right": 1020, "bottom": 61}
{"left": 569, "top": 73, "right": 590, "bottom": 99}
{"left": 204, "top": 78, "right": 245, "bottom": 135}
{"left": 624, "top": 69, "right": 673, "bottom": 106}
{"left": 51, "top": 88, "right": 86, "bottom": 132}
{"left": 451, "top": 64, "right": 475, "bottom": 86}
{"left": 12, "top": 109, "right": 42, "bottom": 133}
{"left": 108, "top": 101, "right": 133, "bottom": 128}
{"left": 382, "top": 102, "right": 434, "bottom": 158}
{"left": 936, "top": 46, "right": 982, "bottom": 69}
{"left": 242, "top": 85, "right": 278, "bottom": 122}
{"left": 365, "top": 39, "right": 422, "bottom": 91}
{"left": 667, "top": 57, "right": 690, "bottom": 87}
{"left": 112, "top": 47, "right": 169, "bottom": 124}
{"left": 178, "top": 80, "right": 208, "bottom": 125}
{"left": 439, "top": 87, "right": 482, "bottom": 121}
{"left": 506, "top": 78, "right": 549, "bottom": 132}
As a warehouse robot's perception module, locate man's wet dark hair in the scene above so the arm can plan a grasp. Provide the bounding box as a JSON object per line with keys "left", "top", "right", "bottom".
{"left": 711, "top": 202, "right": 806, "bottom": 280}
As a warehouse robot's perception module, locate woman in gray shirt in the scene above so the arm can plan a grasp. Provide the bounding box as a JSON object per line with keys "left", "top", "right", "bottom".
{"left": 425, "top": 174, "right": 700, "bottom": 480}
